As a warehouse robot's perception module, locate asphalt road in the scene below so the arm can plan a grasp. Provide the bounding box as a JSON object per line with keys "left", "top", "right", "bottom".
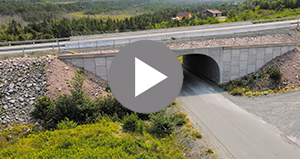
{"left": 0, "top": 20, "right": 298, "bottom": 53}
{"left": 177, "top": 69, "right": 300, "bottom": 159}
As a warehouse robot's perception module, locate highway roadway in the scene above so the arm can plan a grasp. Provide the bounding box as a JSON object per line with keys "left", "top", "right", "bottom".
{"left": 177, "top": 69, "right": 300, "bottom": 159}
{"left": 0, "top": 20, "right": 298, "bottom": 53}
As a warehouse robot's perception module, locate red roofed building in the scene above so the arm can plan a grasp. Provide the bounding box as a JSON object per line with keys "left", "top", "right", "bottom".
{"left": 176, "top": 12, "right": 193, "bottom": 21}
{"left": 203, "top": 9, "right": 222, "bottom": 18}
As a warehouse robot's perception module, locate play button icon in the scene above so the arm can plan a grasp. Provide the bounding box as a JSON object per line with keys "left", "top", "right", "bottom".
{"left": 135, "top": 57, "right": 167, "bottom": 97}
{"left": 109, "top": 40, "right": 183, "bottom": 114}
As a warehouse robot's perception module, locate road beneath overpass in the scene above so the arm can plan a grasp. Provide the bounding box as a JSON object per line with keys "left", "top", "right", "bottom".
{"left": 177, "top": 69, "right": 300, "bottom": 159}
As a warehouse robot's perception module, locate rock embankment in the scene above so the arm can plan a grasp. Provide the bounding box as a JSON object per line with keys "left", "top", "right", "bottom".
{"left": 0, "top": 56, "right": 55, "bottom": 126}
{"left": 0, "top": 55, "right": 108, "bottom": 127}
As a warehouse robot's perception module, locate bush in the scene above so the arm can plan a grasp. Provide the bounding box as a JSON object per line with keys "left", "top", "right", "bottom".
{"left": 192, "top": 130, "right": 202, "bottom": 139}
{"left": 262, "top": 91, "right": 269, "bottom": 95}
{"left": 170, "top": 111, "right": 187, "bottom": 126}
{"left": 245, "top": 91, "right": 252, "bottom": 96}
{"left": 105, "top": 85, "right": 111, "bottom": 92}
{"left": 122, "top": 113, "right": 143, "bottom": 133}
{"left": 268, "top": 67, "right": 283, "bottom": 81}
{"left": 230, "top": 87, "right": 244, "bottom": 95}
{"left": 57, "top": 118, "right": 78, "bottom": 130}
{"left": 147, "top": 112, "right": 174, "bottom": 138}
{"left": 76, "top": 68, "right": 86, "bottom": 75}
{"left": 31, "top": 71, "right": 150, "bottom": 130}
{"left": 31, "top": 72, "right": 106, "bottom": 129}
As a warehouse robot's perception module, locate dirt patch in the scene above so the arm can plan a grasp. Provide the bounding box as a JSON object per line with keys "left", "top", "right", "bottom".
{"left": 45, "top": 57, "right": 108, "bottom": 100}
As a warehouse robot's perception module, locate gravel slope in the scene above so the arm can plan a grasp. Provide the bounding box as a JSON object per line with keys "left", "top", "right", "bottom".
{"left": 222, "top": 90, "right": 300, "bottom": 146}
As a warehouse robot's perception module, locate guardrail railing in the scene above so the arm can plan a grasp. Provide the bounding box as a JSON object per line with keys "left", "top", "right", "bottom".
{"left": 0, "top": 37, "right": 71, "bottom": 46}
{"left": 252, "top": 16, "right": 299, "bottom": 24}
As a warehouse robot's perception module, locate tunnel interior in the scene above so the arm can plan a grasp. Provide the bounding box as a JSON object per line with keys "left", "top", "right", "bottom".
{"left": 182, "top": 54, "right": 220, "bottom": 83}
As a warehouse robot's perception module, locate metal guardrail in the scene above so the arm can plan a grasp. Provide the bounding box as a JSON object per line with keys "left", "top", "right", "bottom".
{"left": 0, "top": 38, "right": 71, "bottom": 46}
{"left": 252, "top": 16, "right": 299, "bottom": 23}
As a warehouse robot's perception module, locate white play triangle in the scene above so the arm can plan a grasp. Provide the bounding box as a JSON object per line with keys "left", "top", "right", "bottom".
{"left": 135, "top": 57, "right": 168, "bottom": 97}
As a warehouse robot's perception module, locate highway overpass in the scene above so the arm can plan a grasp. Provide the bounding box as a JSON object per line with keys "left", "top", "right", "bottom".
{"left": 0, "top": 19, "right": 298, "bottom": 54}
{"left": 58, "top": 43, "right": 297, "bottom": 83}
{"left": 58, "top": 42, "right": 300, "bottom": 159}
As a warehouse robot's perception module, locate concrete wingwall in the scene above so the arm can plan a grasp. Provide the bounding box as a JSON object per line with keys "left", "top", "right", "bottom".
{"left": 59, "top": 43, "right": 297, "bottom": 84}
{"left": 59, "top": 53, "right": 116, "bottom": 81}
{"left": 175, "top": 43, "right": 297, "bottom": 84}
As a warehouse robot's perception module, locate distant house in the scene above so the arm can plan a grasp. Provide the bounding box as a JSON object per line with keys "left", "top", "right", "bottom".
{"left": 171, "top": 17, "right": 180, "bottom": 20}
{"left": 203, "top": 10, "right": 222, "bottom": 18}
{"left": 176, "top": 12, "right": 193, "bottom": 21}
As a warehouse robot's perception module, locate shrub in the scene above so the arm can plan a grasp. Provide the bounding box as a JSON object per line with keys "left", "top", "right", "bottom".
{"left": 111, "top": 113, "right": 120, "bottom": 122}
{"left": 76, "top": 68, "right": 86, "bottom": 75}
{"left": 105, "top": 85, "right": 111, "bottom": 92}
{"left": 32, "top": 72, "right": 99, "bottom": 129}
{"left": 263, "top": 91, "right": 269, "bottom": 95}
{"left": 206, "top": 149, "right": 214, "bottom": 155}
{"left": 170, "top": 111, "right": 187, "bottom": 126}
{"left": 57, "top": 118, "right": 78, "bottom": 130}
{"left": 31, "top": 71, "right": 150, "bottom": 130}
{"left": 30, "top": 96, "right": 55, "bottom": 129}
{"left": 147, "top": 112, "right": 174, "bottom": 138}
{"left": 268, "top": 67, "right": 283, "bottom": 81}
{"left": 122, "top": 113, "right": 140, "bottom": 133}
{"left": 234, "top": 80, "right": 244, "bottom": 87}
{"left": 192, "top": 130, "right": 202, "bottom": 139}
{"left": 230, "top": 87, "right": 244, "bottom": 95}
{"left": 245, "top": 91, "right": 252, "bottom": 96}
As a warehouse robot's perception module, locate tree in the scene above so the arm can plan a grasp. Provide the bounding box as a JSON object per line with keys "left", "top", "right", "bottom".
{"left": 227, "top": 9, "right": 237, "bottom": 19}
{"left": 260, "top": 1, "right": 270, "bottom": 9}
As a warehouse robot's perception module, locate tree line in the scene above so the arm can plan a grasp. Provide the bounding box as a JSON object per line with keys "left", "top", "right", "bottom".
{"left": 1, "top": 0, "right": 300, "bottom": 42}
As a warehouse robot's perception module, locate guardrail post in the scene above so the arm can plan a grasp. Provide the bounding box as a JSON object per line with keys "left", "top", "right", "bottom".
{"left": 297, "top": 14, "right": 300, "bottom": 27}
{"left": 295, "top": 29, "right": 297, "bottom": 42}
{"left": 8, "top": 41, "right": 11, "bottom": 46}
{"left": 33, "top": 39, "right": 35, "bottom": 44}
{"left": 57, "top": 40, "right": 61, "bottom": 54}
{"left": 96, "top": 41, "right": 99, "bottom": 53}
{"left": 22, "top": 48, "right": 25, "bottom": 56}
{"left": 78, "top": 42, "right": 80, "bottom": 53}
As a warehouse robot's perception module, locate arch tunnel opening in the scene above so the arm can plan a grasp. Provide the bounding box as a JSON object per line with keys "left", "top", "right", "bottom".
{"left": 181, "top": 54, "right": 220, "bottom": 84}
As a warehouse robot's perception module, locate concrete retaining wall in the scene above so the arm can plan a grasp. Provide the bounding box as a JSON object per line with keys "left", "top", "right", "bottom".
{"left": 59, "top": 53, "right": 116, "bottom": 81}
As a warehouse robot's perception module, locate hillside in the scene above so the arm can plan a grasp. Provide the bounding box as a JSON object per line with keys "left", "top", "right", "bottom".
{"left": 0, "top": 54, "right": 217, "bottom": 158}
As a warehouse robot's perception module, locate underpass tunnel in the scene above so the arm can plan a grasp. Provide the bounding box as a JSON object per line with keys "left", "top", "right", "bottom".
{"left": 182, "top": 54, "right": 220, "bottom": 84}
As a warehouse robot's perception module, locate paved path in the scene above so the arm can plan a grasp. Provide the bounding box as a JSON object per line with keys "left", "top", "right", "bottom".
{"left": 177, "top": 69, "right": 300, "bottom": 159}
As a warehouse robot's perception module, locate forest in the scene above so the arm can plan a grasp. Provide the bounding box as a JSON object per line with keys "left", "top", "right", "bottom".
{"left": 0, "top": 0, "right": 300, "bottom": 43}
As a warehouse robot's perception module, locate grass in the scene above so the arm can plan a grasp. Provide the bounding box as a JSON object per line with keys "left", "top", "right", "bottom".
{"left": 69, "top": 12, "right": 132, "bottom": 20}
{"left": 0, "top": 119, "right": 185, "bottom": 158}
{"left": 252, "top": 8, "right": 300, "bottom": 21}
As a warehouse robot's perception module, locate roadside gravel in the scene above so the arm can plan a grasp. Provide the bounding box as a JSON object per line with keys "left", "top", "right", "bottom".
{"left": 221, "top": 90, "right": 300, "bottom": 146}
